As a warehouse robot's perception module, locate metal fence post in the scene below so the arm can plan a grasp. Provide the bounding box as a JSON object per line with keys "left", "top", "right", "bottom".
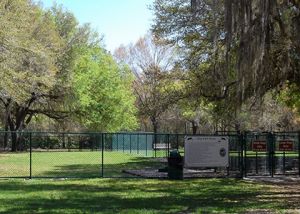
{"left": 167, "top": 134, "right": 170, "bottom": 158}
{"left": 267, "top": 132, "right": 271, "bottom": 177}
{"left": 272, "top": 132, "right": 275, "bottom": 177}
{"left": 268, "top": 132, "right": 275, "bottom": 177}
{"left": 239, "top": 132, "right": 244, "bottom": 178}
{"left": 122, "top": 134, "right": 125, "bottom": 153}
{"left": 137, "top": 133, "right": 139, "bottom": 154}
{"left": 255, "top": 151, "right": 258, "bottom": 175}
{"left": 116, "top": 133, "right": 118, "bottom": 151}
{"left": 101, "top": 133, "right": 104, "bottom": 178}
{"left": 146, "top": 133, "right": 148, "bottom": 157}
{"left": 283, "top": 135, "right": 286, "bottom": 175}
{"left": 154, "top": 134, "right": 157, "bottom": 158}
{"left": 244, "top": 132, "right": 247, "bottom": 177}
{"left": 62, "top": 133, "right": 65, "bottom": 149}
{"left": 130, "top": 134, "right": 132, "bottom": 154}
{"left": 67, "top": 135, "right": 70, "bottom": 152}
{"left": 298, "top": 131, "right": 300, "bottom": 177}
{"left": 29, "top": 132, "right": 32, "bottom": 179}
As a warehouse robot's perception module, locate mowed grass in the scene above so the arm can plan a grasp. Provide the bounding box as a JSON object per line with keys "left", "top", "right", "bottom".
{"left": 0, "top": 151, "right": 165, "bottom": 178}
{"left": 0, "top": 178, "right": 298, "bottom": 213}
{"left": 1, "top": 149, "right": 298, "bottom": 178}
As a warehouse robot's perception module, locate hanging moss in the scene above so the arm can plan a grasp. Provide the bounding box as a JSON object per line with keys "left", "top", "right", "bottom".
{"left": 224, "top": 0, "right": 300, "bottom": 103}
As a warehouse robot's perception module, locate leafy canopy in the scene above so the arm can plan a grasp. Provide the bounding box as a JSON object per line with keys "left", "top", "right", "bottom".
{"left": 73, "top": 47, "right": 138, "bottom": 131}
{"left": 0, "top": 0, "right": 63, "bottom": 104}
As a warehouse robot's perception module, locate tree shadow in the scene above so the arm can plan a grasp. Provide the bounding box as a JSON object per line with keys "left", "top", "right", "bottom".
{"left": 0, "top": 178, "right": 294, "bottom": 213}
{"left": 32, "top": 157, "right": 166, "bottom": 178}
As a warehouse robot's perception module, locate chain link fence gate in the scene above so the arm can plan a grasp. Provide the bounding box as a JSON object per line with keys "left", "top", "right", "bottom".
{"left": 243, "top": 132, "right": 300, "bottom": 177}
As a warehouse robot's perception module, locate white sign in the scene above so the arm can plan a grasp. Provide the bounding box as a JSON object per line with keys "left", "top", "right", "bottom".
{"left": 184, "top": 136, "right": 229, "bottom": 168}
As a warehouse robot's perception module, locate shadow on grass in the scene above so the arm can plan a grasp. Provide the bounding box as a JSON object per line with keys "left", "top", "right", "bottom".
{"left": 0, "top": 179, "right": 295, "bottom": 213}
{"left": 32, "top": 157, "right": 166, "bottom": 178}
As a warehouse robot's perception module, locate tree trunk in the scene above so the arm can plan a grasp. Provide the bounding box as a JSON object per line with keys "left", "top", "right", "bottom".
{"left": 62, "top": 134, "right": 66, "bottom": 149}
{"left": 10, "top": 131, "right": 18, "bottom": 152}
{"left": 8, "top": 106, "right": 34, "bottom": 152}
{"left": 3, "top": 122, "right": 8, "bottom": 149}
{"left": 234, "top": 122, "right": 240, "bottom": 133}
{"left": 191, "top": 121, "right": 198, "bottom": 135}
{"left": 3, "top": 101, "right": 11, "bottom": 150}
{"left": 153, "top": 121, "right": 158, "bottom": 134}
{"left": 151, "top": 117, "right": 159, "bottom": 157}
{"left": 153, "top": 119, "right": 158, "bottom": 146}
{"left": 8, "top": 113, "right": 24, "bottom": 152}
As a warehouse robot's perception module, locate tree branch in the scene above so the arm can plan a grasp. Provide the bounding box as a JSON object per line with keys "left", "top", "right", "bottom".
{"left": 28, "top": 109, "right": 68, "bottom": 120}
{"left": 200, "top": 81, "right": 237, "bottom": 101}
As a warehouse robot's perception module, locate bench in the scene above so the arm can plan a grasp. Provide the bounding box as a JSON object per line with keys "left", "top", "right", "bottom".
{"left": 153, "top": 143, "right": 168, "bottom": 150}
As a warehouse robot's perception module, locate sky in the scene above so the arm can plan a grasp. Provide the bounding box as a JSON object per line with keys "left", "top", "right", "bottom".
{"left": 39, "top": 0, "right": 154, "bottom": 52}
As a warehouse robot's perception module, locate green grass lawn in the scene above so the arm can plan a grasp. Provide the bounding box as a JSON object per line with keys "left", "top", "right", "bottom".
{"left": 245, "top": 151, "right": 299, "bottom": 157}
{"left": 1, "top": 150, "right": 298, "bottom": 178}
{"left": 0, "top": 178, "right": 298, "bottom": 213}
{"left": 0, "top": 151, "right": 165, "bottom": 178}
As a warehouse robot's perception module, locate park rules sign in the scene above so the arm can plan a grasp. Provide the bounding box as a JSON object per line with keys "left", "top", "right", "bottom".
{"left": 252, "top": 141, "right": 267, "bottom": 152}
{"left": 184, "top": 136, "right": 229, "bottom": 168}
{"left": 279, "top": 140, "right": 294, "bottom": 151}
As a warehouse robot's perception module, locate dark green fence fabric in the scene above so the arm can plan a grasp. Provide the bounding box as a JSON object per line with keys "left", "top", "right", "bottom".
{"left": 0, "top": 131, "right": 299, "bottom": 178}
{"left": 111, "top": 133, "right": 153, "bottom": 156}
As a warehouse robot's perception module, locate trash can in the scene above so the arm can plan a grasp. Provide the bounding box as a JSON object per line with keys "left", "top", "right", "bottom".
{"left": 168, "top": 150, "right": 183, "bottom": 180}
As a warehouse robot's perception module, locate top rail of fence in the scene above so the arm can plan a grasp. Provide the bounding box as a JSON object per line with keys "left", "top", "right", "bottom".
{"left": 0, "top": 130, "right": 298, "bottom": 136}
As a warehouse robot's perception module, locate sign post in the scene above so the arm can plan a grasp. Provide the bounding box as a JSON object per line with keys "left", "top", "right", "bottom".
{"left": 252, "top": 140, "right": 267, "bottom": 174}
{"left": 278, "top": 140, "right": 294, "bottom": 175}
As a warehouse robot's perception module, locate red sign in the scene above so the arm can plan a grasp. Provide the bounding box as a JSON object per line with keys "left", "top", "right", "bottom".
{"left": 252, "top": 141, "right": 267, "bottom": 152}
{"left": 279, "top": 140, "right": 294, "bottom": 151}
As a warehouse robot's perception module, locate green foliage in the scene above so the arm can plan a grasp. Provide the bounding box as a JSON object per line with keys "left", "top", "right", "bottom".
{"left": 0, "top": 0, "right": 62, "bottom": 104}
{"left": 152, "top": 0, "right": 237, "bottom": 121}
{"left": 73, "top": 47, "right": 137, "bottom": 131}
{"left": 279, "top": 83, "right": 300, "bottom": 115}
{"left": 0, "top": 1, "right": 137, "bottom": 134}
{"left": 48, "top": 4, "right": 101, "bottom": 84}
{"left": 179, "top": 99, "right": 212, "bottom": 122}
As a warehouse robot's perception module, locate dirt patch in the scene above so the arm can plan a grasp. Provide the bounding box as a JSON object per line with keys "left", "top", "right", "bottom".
{"left": 123, "top": 168, "right": 240, "bottom": 178}
{"left": 244, "top": 176, "right": 300, "bottom": 188}
{"left": 244, "top": 176, "right": 300, "bottom": 211}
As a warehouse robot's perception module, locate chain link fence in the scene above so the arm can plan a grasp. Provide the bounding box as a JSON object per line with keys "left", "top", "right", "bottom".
{"left": 0, "top": 131, "right": 299, "bottom": 178}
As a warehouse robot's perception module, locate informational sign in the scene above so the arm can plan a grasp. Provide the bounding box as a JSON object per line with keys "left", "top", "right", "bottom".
{"left": 278, "top": 140, "right": 294, "bottom": 151}
{"left": 252, "top": 141, "right": 267, "bottom": 152}
{"left": 184, "top": 136, "right": 229, "bottom": 168}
